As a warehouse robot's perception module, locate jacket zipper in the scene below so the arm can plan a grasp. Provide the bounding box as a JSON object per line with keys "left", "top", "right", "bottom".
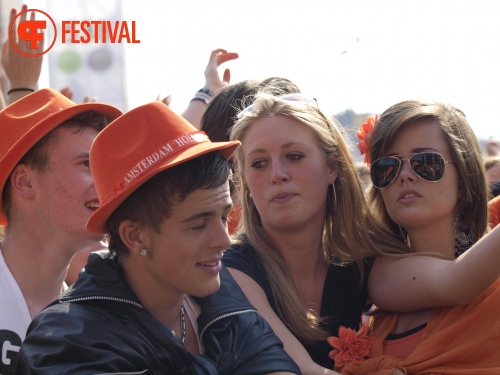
{"left": 199, "top": 309, "right": 257, "bottom": 340}
{"left": 59, "top": 296, "right": 144, "bottom": 309}
{"left": 62, "top": 297, "right": 257, "bottom": 343}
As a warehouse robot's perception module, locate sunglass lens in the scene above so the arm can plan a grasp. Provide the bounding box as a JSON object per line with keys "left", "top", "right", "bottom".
{"left": 410, "top": 153, "right": 445, "bottom": 182}
{"left": 371, "top": 157, "right": 400, "bottom": 188}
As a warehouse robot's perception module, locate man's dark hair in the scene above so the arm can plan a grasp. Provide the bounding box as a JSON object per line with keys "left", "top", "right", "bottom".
{"left": 107, "top": 151, "right": 231, "bottom": 256}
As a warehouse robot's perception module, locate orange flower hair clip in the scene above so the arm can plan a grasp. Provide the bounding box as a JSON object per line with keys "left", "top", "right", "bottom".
{"left": 327, "top": 324, "right": 374, "bottom": 370}
{"left": 356, "top": 115, "right": 379, "bottom": 166}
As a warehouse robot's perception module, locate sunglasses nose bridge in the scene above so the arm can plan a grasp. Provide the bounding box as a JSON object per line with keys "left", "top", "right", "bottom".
{"left": 397, "top": 156, "right": 420, "bottom": 182}
{"left": 399, "top": 157, "right": 412, "bottom": 173}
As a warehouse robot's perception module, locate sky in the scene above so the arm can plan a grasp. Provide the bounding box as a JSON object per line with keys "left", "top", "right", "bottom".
{"left": 3, "top": 0, "right": 500, "bottom": 141}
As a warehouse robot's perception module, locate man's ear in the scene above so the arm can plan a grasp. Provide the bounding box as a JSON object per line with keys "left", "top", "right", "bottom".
{"left": 10, "top": 164, "right": 35, "bottom": 199}
{"left": 119, "top": 220, "right": 150, "bottom": 256}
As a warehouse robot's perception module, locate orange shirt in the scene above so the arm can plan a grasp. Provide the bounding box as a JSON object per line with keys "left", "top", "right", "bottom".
{"left": 382, "top": 325, "right": 426, "bottom": 359}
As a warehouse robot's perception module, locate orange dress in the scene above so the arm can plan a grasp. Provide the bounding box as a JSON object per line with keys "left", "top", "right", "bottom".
{"left": 342, "top": 280, "right": 500, "bottom": 374}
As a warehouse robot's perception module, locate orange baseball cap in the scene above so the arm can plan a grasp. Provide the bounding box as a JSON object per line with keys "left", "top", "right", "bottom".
{"left": 86, "top": 101, "right": 240, "bottom": 234}
{"left": 0, "top": 88, "right": 122, "bottom": 225}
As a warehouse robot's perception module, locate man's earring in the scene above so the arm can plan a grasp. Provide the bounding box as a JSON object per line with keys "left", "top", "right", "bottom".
{"left": 140, "top": 249, "right": 148, "bottom": 256}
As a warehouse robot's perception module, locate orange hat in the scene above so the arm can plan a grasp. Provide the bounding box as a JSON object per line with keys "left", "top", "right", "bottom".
{"left": 0, "top": 88, "right": 122, "bottom": 225}
{"left": 86, "top": 101, "right": 240, "bottom": 234}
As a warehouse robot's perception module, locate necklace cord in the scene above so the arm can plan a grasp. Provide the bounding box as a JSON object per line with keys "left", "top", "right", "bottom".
{"left": 180, "top": 303, "right": 186, "bottom": 343}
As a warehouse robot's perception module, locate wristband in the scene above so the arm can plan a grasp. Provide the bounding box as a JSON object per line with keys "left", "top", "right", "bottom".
{"left": 7, "top": 88, "right": 35, "bottom": 95}
{"left": 197, "top": 88, "right": 214, "bottom": 98}
{"left": 190, "top": 88, "right": 214, "bottom": 105}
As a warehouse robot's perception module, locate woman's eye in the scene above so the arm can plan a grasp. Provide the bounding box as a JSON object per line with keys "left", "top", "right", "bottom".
{"left": 80, "top": 160, "right": 90, "bottom": 167}
{"left": 287, "top": 153, "right": 303, "bottom": 161}
{"left": 250, "top": 159, "right": 266, "bottom": 169}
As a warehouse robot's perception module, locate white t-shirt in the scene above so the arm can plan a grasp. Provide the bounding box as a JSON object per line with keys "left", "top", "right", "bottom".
{"left": 0, "top": 247, "right": 31, "bottom": 375}
{"left": 184, "top": 295, "right": 204, "bottom": 354}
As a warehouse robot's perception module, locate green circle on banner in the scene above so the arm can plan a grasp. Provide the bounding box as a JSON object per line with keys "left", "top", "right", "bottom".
{"left": 57, "top": 49, "right": 82, "bottom": 73}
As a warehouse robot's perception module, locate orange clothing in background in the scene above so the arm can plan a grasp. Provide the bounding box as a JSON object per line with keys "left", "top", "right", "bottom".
{"left": 488, "top": 195, "right": 500, "bottom": 228}
{"left": 343, "top": 279, "right": 500, "bottom": 375}
{"left": 227, "top": 203, "right": 242, "bottom": 236}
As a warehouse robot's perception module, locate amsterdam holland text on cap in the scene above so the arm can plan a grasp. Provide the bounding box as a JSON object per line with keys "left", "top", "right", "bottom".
{"left": 86, "top": 101, "right": 240, "bottom": 234}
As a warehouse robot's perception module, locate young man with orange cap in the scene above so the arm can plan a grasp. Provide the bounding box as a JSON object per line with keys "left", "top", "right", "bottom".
{"left": 15, "top": 101, "right": 300, "bottom": 374}
{"left": 0, "top": 89, "right": 121, "bottom": 374}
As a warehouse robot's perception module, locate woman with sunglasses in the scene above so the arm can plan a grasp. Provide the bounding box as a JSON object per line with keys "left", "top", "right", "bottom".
{"left": 224, "top": 94, "right": 500, "bottom": 375}
{"left": 343, "top": 100, "right": 500, "bottom": 374}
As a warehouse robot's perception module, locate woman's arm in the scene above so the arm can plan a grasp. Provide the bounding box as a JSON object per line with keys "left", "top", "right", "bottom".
{"left": 228, "top": 268, "right": 340, "bottom": 375}
{"left": 370, "top": 223, "right": 500, "bottom": 312}
{"left": 181, "top": 48, "right": 238, "bottom": 128}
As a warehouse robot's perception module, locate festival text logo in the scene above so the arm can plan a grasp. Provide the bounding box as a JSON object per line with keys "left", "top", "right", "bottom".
{"left": 9, "top": 9, "right": 140, "bottom": 57}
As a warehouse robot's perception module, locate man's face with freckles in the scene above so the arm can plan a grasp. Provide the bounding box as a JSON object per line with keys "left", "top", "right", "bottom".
{"left": 134, "top": 181, "right": 233, "bottom": 300}
{"left": 30, "top": 124, "right": 103, "bottom": 248}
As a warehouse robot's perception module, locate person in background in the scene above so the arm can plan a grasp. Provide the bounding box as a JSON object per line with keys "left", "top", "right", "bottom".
{"left": 59, "top": 85, "right": 98, "bottom": 103}
{"left": 200, "top": 80, "right": 260, "bottom": 234}
{"left": 1, "top": 5, "right": 43, "bottom": 107}
{"left": 485, "top": 137, "right": 499, "bottom": 157}
{"left": 0, "top": 89, "right": 121, "bottom": 374}
{"left": 484, "top": 155, "right": 500, "bottom": 198}
{"left": 343, "top": 100, "right": 500, "bottom": 374}
{"left": 64, "top": 239, "right": 107, "bottom": 286}
{"left": 355, "top": 162, "right": 372, "bottom": 192}
{"left": 259, "top": 76, "right": 301, "bottom": 94}
{"left": 16, "top": 101, "right": 300, "bottom": 375}
{"left": 181, "top": 48, "right": 239, "bottom": 128}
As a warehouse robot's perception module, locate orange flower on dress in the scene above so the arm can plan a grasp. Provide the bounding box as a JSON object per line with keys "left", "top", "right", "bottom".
{"left": 356, "top": 115, "right": 379, "bottom": 166}
{"left": 327, "top": 324, "right": 374, "bottom": 369}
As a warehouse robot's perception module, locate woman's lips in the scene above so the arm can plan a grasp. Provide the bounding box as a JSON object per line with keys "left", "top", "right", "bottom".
{"left": 272, "top": 193, "right": 296, "bottom": 203}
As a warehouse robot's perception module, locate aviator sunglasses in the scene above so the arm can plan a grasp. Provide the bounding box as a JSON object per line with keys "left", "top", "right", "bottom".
{"left": 370, "top": 152, "right": 454, "bottom": 189}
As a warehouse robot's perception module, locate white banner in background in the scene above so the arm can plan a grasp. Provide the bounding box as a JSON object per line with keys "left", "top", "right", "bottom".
{"left": 46, "top": 0, "right": 127, "bottom": 110}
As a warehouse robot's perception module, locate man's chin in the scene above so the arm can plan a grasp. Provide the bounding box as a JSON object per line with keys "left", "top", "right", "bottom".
{"left": 192, "top": 279, "right": 221, "bottom": 298}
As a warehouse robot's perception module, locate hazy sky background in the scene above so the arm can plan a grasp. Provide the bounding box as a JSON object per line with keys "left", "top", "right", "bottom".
{"left": 4, "top": 0, "right": 500, "bottom": 141}
{"left": 122, "top": 0, "right": 500, "bottom": 142}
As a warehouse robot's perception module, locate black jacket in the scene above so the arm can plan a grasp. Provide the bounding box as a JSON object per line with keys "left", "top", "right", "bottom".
{"left": 15, "top": 252, "right": 300, "bottom": 375}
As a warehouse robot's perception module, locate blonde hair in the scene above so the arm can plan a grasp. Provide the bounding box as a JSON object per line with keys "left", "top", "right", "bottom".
{"left": 230, "top": 94, "right": 404, "bottom": 343}
{"left": 368, "top": 100, "right": 489, "bottom": 240}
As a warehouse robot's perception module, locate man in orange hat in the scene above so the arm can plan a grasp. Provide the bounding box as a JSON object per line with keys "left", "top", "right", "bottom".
{"left": 16, "top": 101, "right": 300, "bottom": 375}
{"left": 0, "top": 88, "right": 121, "bottom": 374}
